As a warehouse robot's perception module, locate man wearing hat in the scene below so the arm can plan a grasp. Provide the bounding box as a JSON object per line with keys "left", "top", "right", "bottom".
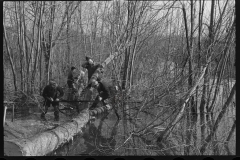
{"left": 82, "top": 56, "right": 104, "bottom": 82}
{"left": 41, "top": 80, "right": 64, "bottom": 121}
{"left": 89, "top": 78, "right": 119, "bottom": 110}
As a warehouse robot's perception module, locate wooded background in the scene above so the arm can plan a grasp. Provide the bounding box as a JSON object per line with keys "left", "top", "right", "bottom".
{"left": 3, "top": 0, "right": 235, "bottom": 155}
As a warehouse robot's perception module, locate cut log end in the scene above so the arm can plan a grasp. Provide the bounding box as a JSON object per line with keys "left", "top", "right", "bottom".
{"left": 4, "top": 141, "right": 23, "bottom": 156}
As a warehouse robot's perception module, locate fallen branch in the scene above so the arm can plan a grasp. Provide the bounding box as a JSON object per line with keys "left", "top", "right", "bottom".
{"left": 156, "top": 63, "right": 209, "bottom": 144}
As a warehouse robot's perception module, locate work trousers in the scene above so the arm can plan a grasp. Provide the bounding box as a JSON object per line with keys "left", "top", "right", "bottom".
{"left": 41, "top": 99, "right": 60, "bottom": 120}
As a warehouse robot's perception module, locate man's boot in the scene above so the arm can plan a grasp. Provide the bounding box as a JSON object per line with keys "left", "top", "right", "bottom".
{"left": 54, "top": 116, "right": 59, "bottom": 121}
{"left": 54, "top": 111, "right": 59, "bottom": 121}
{"left": 41, "top": 113, "right": 47, "bottom": 121}
{"left": 76, "top": 106, "right": 80, "bottom": 114}
{"left": 53, "top": 104, "right": 60, "bottom": 121}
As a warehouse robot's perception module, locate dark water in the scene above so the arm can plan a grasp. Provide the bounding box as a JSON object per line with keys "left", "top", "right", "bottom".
{"left": 48, "top": 110, "right": 120, "bottom": 156}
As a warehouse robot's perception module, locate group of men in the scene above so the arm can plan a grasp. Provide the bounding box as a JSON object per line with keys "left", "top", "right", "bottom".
{"left": 41, "top": 56, "right": 119, "bottom": 121}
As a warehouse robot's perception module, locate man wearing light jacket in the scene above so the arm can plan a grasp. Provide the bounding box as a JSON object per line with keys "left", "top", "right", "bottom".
{"left": 82, "top": 56, "right": 104, "bottom": 82}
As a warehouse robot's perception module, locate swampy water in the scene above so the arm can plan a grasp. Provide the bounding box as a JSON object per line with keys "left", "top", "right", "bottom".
{"left": 49, "top": 110, "right": 120, "bottom": 156}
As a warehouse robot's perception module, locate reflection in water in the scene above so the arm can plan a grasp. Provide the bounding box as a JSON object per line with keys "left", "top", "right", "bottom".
{"left": 50, "top": 111, "right": 120, "bottom": 156}
{"left": 80, "top": 112, "right": 119, "bottom": 156}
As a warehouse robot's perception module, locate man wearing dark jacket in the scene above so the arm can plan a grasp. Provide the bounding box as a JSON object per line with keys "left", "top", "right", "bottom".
{"left": 89, "top": 78, "right": 119, "bottom": 110}
{"left": 41, "top": 80, "right": 64, "bottom": 121}
{"left": 82, "top": 56, "right": 104, "bottom": 82}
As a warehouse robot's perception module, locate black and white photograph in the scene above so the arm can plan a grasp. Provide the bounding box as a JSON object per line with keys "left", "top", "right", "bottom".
{"left": 3, "top": 0, "right": 235, "bottom": 156}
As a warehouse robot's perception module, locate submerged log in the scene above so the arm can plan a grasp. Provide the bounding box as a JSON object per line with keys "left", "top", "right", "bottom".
{"left": 89, "top": 104, "right": 112, "bottom": 116}
{"left": 4, "top": 109, "right": 89, "bottom": 156}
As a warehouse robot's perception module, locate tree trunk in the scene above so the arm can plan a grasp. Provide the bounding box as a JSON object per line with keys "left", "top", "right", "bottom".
{"left": 20, "top": 1, "right": 30, "bottom": 94}
{"left": 4, "top": 109, "right": 89, "bottom": 156}
{"left": 224, "top": 119, "right": 236, "bottom": 155}
{"left": 66, "top": 1, "right": 71, "bottom": 66}
{"left": 46, "top": 1, "right": 56, "bottom": 82}
{"left": 200, "top": 82, "right": 236, "bottom": 154}
{"left": 182, "top": 2, "right": 196, "bottom": 154}
{"left": 99, "top": 2, "right": 107, "bottom": 62}
{"left": 157, "top": 62, "right": 209, "bottom": 145}
{"left": 31, "top": 1, "right": 43, "bottom": 94}
{"left": 3, "top": 24, "right": 18, "bottom": 91}
{"left": 14, "top": 2, "right": 24, "bottom": 91}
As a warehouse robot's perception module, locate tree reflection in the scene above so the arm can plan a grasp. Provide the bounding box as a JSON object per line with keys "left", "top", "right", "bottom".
{"left": 81, "top": 112, "right": 120, "bottom": 155}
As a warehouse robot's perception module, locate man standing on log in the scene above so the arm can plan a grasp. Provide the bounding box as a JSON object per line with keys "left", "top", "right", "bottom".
{"left": 82, "top": 56, "right": 104, "bottom": 83}
{"left": 41, "top": 80, "right": 64, "bottom": 121}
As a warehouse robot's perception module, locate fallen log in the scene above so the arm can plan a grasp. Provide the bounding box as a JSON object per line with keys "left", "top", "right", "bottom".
{"left": 59, "top": 100, "right": 95, "bottom": 103}
{"left": 4, "top": 108, "right": 89, "bottom": 156}
{"left": 89, "top": 104, "right": 112, "bottom": 116}
{"left": 4, "top": 44, "right": 131, "bottom": 156}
